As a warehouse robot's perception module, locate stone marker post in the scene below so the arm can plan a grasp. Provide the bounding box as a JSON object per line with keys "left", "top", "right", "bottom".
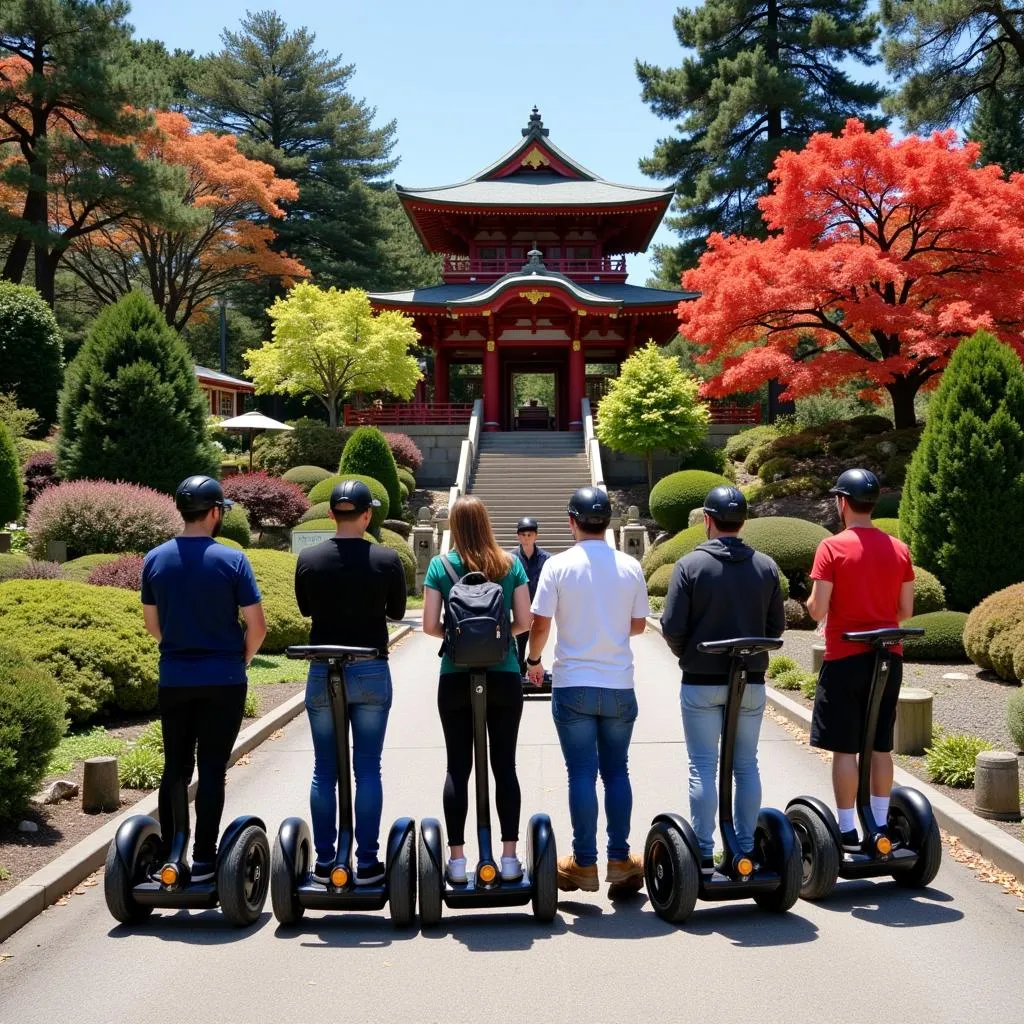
{"left": 893, "top": 688, "right": 933, "bottom": 755}
{"left": 974, "top": 751, "right": 1022, "bottom": 821}
{"left": 620, "top": 505, "right": 647, "bottom": 561}
{"left": 46, "top": 539, "right": 67, "bottom": 563}
{"left": 82, "top": 756, "right": 120, "bottom": 813}
{"left": 412, "top": 507, "right": 437, "bottom": 596}
{"left": 0, "top": 532, "right": 10, "bottom": 553}
{"left": 811, "top": 644, "right": 826, "bottom": 673}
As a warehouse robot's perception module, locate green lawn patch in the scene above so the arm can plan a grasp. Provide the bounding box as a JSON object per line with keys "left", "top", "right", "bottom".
{"left": 247, "top": 653, "right": 306, "bottom": 687}
{"left": 47, "top": 725, "right": 126, "bottom": 776}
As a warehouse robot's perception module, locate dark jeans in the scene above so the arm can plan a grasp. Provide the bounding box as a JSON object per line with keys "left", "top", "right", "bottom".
{"left": 516, "top": 634, "right": 528, "bottom": 674}
{"left": 158, "top": 684, "right": 247, "bottom": 864}
{"left": 438, "top": 671, "right": 523, "bottom": 846}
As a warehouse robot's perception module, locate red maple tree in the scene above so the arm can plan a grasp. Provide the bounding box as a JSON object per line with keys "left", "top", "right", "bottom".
{"left": 680, "top": 119, "right": 1024, "bottom": 428}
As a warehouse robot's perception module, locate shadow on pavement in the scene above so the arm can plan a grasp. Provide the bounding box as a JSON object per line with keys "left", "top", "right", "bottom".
{"left": 680, "top": 903, "right": 819, "bottom": 945}
{"left": 814, "top": 880, "right": 963, "bottom": 927}
{"left": 420, "top": 911, "right": 569, "bottom": 951}
{"left": 559, "top": 893, "right": 677, "bottom": 940}
{"left": 107, "top": 909, "right": 273, "bottom": 942}
{"left": 273, "top": 914, "right": 420, "bottom": 948}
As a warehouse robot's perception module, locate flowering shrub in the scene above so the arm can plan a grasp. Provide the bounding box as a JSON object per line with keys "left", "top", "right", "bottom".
{"left": 22, "top": 449, "right": 58, "bottom": 506}
{"left": 87, "top": 553, "right": 144, "bottom": 590}
{"left": 382, "top": 432, "right": 423, "bottom": 473}
{"left": 221, "top": 472, "right": 308, "bottom": 530}
{"left": 27, "top": 479, "right": 182, "bottom": 559}
{"left": 0, "top": 553, "right": 64, "bottom": 581}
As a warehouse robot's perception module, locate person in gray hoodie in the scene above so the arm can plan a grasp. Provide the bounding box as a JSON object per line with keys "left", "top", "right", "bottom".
{"left": 659, "top": 485, "right": 786, "bottom": 869}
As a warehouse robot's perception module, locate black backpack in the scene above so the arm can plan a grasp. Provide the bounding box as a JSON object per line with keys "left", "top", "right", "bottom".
{"left": 439, "top": 555, "right": 509, "bottom": 668}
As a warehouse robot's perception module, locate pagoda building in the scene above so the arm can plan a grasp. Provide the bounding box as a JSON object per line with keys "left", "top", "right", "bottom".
{"left": 368, "top": 109, "right": 693, "bottom": 431}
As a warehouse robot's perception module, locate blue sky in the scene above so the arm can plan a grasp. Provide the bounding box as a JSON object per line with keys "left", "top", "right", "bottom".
{"left": 130, "top": 0, "right": 890, "bottom": 285}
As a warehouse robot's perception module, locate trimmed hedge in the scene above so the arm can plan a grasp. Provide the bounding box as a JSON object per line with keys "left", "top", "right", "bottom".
{"left": 244, "top": 549, "right": 310, "bottom": 653}
{"left": 397, "top": 466, "right": 417, "bottom": 496}
{"left": 963, "top": 583, "right": 1024, "bottom": 679}
{"left": 282, "top": 465, "right": 333, "bottom": 494}
{"left": 299, "top": 501, "right": 331, "bottom": 524}
{"left": 308, "top": 474, "right": 389, "bottom": 534}
{"left": 0, "top": 641, "right": 66, "bottom": 822}
{"left": 872, "top": 518, "right": 901, "bottom": 539}
{"left": 649, "top": 470, "right": 732, "bottom": 533}
{"left": 0, "top": 580, "right": 158, "bottom": 723}
{"left": 647, "top": 563, "right": 674, "bottom": 598}
{"left": 380, "top": 528, "right": 415, "bottom": 590}
{"left": 220, "top": 503, "right": 252, "bottom": 547}
{"left": 641, "top": 524, "right": 705, "bottom": 578}
{"left": 339, "top": 427, "right": 403, "bottom": 517}
{"left": 740, "top": 516, "right": 831, "bottom": 574}
{"left": 913, "top": 567, "right": 946, "bottom": 615}
{"left": 901, "top": 611, "right": 969, "bottom": 661}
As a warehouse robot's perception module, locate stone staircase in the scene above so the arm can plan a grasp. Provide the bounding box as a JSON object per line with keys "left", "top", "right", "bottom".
{"left": 468, "top": 432, "right": 590, "bottom": 553}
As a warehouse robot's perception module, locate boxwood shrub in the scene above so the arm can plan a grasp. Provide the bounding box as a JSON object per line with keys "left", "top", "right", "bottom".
{"left": 647, "top": 563, "right": 675, "bottom": 598}
{"left": 244, "top": 549, "right": 310, "bottom": 653}
{"left": 0, "top": 641, "right": 66, "bottom": 822}
{"left": 0, "top": 580, "right": 158, "bottom": 723}
{"left": 963, "top": 583, "right": 1024, "bottom": 675}
{"left": 380, "top": 528, "right": 415, "bottom": 590}
{"left": 641, "top": 524, "right": 705, "bottom": 578}
{"left": 740, "top": 516, "right": 831, "bottom": 574}
{"left": 299, "top": 501, "right": 331, "bottom": 523}
{"left": 397, "top": 467, "right": 416, "bottom": 496}
{"left": 649, "top": 470, "right": 732, "bottom": 533}
{"left": 643, "top": 534, "right": 788, "bottom": 600}
{"left": 1006, "top": 689, "right": 1024, "bottom": 753}
{"left": 308, "top": 474, "right": 389, "bottom": 534}
{"left": 901, "top": 611, "right": 969, "bottom": 661}
{"left": 281, "top": 465, "right": 333, "bottom": 494}
{"left": 913, "top": 566, "right": 946, "bottom": 615}
{"left": 339, "top": 427, "right": 403, "bottom": 518}
{"left": 220, "top": 503, "right": 251, "bottom": 547}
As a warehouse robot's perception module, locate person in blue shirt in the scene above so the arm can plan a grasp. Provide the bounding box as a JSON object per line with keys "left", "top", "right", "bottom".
{"left": 511, "top": 516, "right": 550, "bottom": 676}
{"left": 141, "top": 475, "right": 267, "bottom": 882}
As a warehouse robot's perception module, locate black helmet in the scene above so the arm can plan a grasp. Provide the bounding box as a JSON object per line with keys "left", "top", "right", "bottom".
{"left": 829, "top": 468, "right": 880, "bottom": 505}
{"left": 175, "top": 475, "right": 232, "bottom": 514}
{"left": 567, "top": 486, "right": 612, "bottom": 529}
{"left": 703, "top": 485, "right": 747, "bottom": 524}
{"left": 516, "top": 516, "right": 539, "bottom": 534}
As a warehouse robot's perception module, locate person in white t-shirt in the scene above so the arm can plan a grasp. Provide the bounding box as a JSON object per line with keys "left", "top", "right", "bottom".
{"left": 526, "top": 486, "right": 650, "bottom": 895}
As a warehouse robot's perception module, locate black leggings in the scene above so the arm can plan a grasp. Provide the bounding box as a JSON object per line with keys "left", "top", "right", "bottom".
{"left": 158, "top": 684, "right": 247, "bottom": 863}
{"left": 438, "top": 671, "right": 523, "bottom": 846}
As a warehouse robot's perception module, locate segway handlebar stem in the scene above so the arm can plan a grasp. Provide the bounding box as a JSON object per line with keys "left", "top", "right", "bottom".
{"left": 697, "top": 636, "right": 784, "bottom": 659}
{"left": 841, "top": 627, "right": 924, "bottom": 648}
{"left": 286, "top": 644, "right": 380, "bottom": 662}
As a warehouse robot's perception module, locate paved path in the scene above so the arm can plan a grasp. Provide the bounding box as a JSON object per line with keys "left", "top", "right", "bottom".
{"left": 1, "top": 629, "right": 1020, "bottom": 1023}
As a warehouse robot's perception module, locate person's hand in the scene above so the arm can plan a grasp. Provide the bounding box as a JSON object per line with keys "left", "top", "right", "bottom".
{"left": 526, "top": 662, "right": 545, "bottom": 686}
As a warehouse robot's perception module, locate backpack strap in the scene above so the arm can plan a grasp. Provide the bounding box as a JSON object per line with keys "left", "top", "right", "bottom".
{"left": 439, "top": 554, "right": 460, "bottom": 585}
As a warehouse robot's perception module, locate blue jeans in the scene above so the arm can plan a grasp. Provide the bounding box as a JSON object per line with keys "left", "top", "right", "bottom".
{"left": 552, "top": 686, "right": 638, "bottom": 867}
{"left": 306, "top": 659, "right": 392, "bottom": 868}
{"left": 681, "top": 683, "right": 765, "bottom": 859}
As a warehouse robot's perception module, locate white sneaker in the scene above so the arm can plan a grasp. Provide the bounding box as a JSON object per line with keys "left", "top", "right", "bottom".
{"left": 501, "top": 856, "right": 524, "bottom": 882}
{"left": 446, "top": 856, "right": 467, "bottom": 884}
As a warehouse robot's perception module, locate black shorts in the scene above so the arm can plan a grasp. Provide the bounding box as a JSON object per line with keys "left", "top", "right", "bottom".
{"left": 810, "top": 651, "right": 902, "bottom": 754}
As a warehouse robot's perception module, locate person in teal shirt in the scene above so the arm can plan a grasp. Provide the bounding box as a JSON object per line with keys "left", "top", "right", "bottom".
{"left": 422, "top": 495, "right": 533, "bottom": 884}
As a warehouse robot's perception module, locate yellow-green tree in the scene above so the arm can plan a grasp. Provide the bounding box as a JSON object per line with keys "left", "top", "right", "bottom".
{"left": 596, "top": 343, "right": 710, "bottom": 488}
{"left": 245, "top": 283, "right": 421, "bottom": 428}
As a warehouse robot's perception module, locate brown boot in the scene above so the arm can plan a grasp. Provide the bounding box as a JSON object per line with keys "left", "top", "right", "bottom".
{"left": 557, "top": 854, "right": 599, "bottom": 892}
{"left": 606, "top": 854, "right": 644, "bottom": 895}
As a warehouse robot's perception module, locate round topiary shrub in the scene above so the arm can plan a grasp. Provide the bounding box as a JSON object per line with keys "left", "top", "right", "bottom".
{"left": 22, "top": 448, "right": 58, "bottom": 506}
{"left": 382, "top": 432, "right": 423, "bottom": 473}
{"left": 282, "top": 465, "right": 333, "bottom": 494}
{"left": 873, "top": 491, "right": 902, "bottom": 519}
{"left": 724, "top": 425, "right": 780, "bottom": 463}
{"left": 0, "top": 420, "right": 22, "bottom": 526}
{"left": 963, "top": 583, "right": 1024, "bottom": 673}
{"left": 740, "top": 517, "right": 832, "bottom": 574}
{"left": 244, "top": 549, "right": 310, "bottom": 653}
{"left": 641, "top": 524, "right": 706, "bottom": 579}
{"left": 254, "top": 417, "right": 350, "bottom": 475}
{"left": 221, "top": 472, "right": 308, "bottom": 532}
{"left": 0, "top": 641, "right": 66, "bottom": 822}
{"left": 1006, "top": 689, "right": 1024, "bottom": 753}
{"left": 872, "top": 518, "right": 901, "bottom": 539}
{"left": 383, "top": 518, "right": 411, "bottom": 539}
{"left": 27, "top": 479, "right": 182, "bottom": 559}
{"left": 299, "top": 501, "right": 331, "bottom": 524}
{"left": 987, "top": 621, "right": 1024, "bottom": 681}
{"left": 380, "top": 528, "right": 415, "bottom": 591}
{"left": 292, "top": 518, "right": 337, "bottom": 533}
{"left": 0, "top": 580, "right": 158, "bottom": 723}
{"left": 339, "top": 427, "right": 403, "bottom": 517}
{"left": 649, "top": 470, "right": 731, "bottom": 534}
{"left": 399, "top": 482, "right": 409, "bottom": 501}
{"left": 61, "top": 553, "right": 122, "bottom": 582}
{"left": 0, "top": 281, "right": 63, "bottom": 427}
{"left": 219, "top": 503, "right": 252, "bottom": 547}
{"left": 86, "top": 554, "right": 144, "bottom": 591}
{"left": 901, "top": 611, "right": 969, "bottom": 661}
{"left": 913, "top": 567, "right": 946, "bottom": 615}
{"left": 397, "top": 466, "right": 416, "bottom": 496}
{"left": 308, "top": 474, "right": 389, "bottom": 534}
{"left": 647, "top": 563, "right": 675, "bottom": 598}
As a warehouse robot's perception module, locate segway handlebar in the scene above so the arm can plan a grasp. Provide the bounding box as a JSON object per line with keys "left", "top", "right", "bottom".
{"left": 697, "top": 636, "right": 784, "bottom": 658}
{"left": 285, "top": 645, "right": 381, "bottom": 662}
{"left": 841, "top": 627, "right": 924, "bottom": 648}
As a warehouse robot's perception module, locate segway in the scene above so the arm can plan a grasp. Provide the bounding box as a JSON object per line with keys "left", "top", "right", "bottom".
{"left": 419, "top": 670, "right": 558, "bottom": 924}
{"left": 270, "top": 645, "right": 416, "bottom": 927}
{"left": 644, "top": 637, "right": 802, "bottom": 924}
{"left": 786, "top": 627, "right": 942, "bottom": 900}
{"left": 104, "top": 789, "right": 269, "bottom": 926}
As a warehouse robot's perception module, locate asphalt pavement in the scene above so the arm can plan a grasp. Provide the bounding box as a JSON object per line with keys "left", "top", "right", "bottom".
{"left": 0, "top": 627, "right": 1019, "bottom": 1024}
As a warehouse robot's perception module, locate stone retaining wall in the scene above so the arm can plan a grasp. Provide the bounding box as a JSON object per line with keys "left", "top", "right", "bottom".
{"left": 389, "top": 426, "right": 467, "bottom": 486}
{"left": 600, "top": 424, "right": 748, "bottom": 486}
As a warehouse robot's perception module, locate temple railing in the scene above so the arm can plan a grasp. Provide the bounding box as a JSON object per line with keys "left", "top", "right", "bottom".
{"left": 443, "top": 255, "right": 627, "bottom": 278}
{"left": 441, "top": 399, "right": 483, "bottom": 555}
{"left": 343, "top": 403, "right": 473, "bottom": 426}
{"left": 708, "top": 402, "right": 762, "bottom": 425}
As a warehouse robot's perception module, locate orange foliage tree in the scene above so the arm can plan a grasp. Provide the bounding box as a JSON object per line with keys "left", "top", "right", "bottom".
{"left": 680, "top": 120, "right": 1024, "bottom": 428}
{"left": 68, "top": 111, "right": 305, "bottom": 329}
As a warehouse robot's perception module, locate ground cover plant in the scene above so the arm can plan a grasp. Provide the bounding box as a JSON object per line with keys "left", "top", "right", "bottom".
{"left": 924, "top": 732, "right": 993, "bottom": 788}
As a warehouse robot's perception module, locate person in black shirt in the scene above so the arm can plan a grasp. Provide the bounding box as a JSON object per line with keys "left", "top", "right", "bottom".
{"left": 294, "top": 479, "right": 406, "bottom": 885}
{"left": 511, "top": 516, "right": 550, "bottom": 676}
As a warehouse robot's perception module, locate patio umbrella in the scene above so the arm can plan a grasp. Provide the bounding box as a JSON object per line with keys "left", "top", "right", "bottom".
{"left": 217, "top": 410, "right": 294, "bottom": 472}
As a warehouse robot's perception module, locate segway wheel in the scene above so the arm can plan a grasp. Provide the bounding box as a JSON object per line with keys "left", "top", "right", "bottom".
{"left": 270, "top": 828, "right": 309, "bottom": 926}
{"left": 890, "top": 802, "right": 942, "bottom": 889}
{"left": 530, "top": 815, "right": 558, "bottom": 923}
{"left": 644, "top": 821, "right": 699, "bottom": 923}
{"left": 218, "top": 824, "right": 270, "bottom": 927}
{"left": 388, "top": 827, "right": 417, "bottom": 929}
{"left": 418, "top": 820, "right": 444, "bottom": 927}
{"left": 787, "top": 804, "right": 839, "bottom": 901}
{"left": 104, "top": 832, "right": 160, "bottom": 925}
{"left": 752, "top": 810, "right": 802, "bottom": 913}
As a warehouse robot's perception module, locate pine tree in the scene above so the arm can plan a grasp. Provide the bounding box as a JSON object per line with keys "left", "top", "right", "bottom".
{"left": 901, "top": 331, "right": 1024, "bottom": 610}
{"left": 968, "top": 55, "right": 1024, "bottom": 172}
{"left": 57, "top": 293, "right": 219, "bottom": 493}
{"left": 636, "top": 0, "right": 885, "bottom": 284}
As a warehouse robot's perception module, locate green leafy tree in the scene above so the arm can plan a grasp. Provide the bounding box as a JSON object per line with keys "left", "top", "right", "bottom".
{"left": 187, "top": 10, "right": 437, "bottom": 293}
{"left": 637, "top": 0, "right": 885, "bottom": 284}
{"left": 596, "top": 343, "right": 710, "bottom": 488}
{"left": 339, "top": 426, "right": 402, "bottom": 521}
{"left": 245, "top": 283, "right": 421, "bottom": 429}
{"left": 57, "top": 292, "right": 218, "bottom": 493}
{"left": 0, "top": 0, "right": 181, "bottom": 305}
{"left": 0, "top": 282, "right": 62, "bottom": 425}
{"left": 901, "top": 331, "right": 1024, "bottom": 610}
{"left": 0, "top": 419, "right": 21, "bottom": 524}
{"left": 882, "top": 1, "right": 1024, "bottom": 131}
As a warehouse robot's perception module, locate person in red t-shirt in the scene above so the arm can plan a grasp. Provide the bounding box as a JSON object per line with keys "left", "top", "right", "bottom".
{"left": 805, "top": 469, "right": 916, "bottom": 851}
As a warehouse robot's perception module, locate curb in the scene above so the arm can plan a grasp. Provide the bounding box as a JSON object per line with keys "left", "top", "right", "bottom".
{"left": 645, "top": 615, "right": 1024, "bottom": 884}
{"left": 0, "top": 624, "right": 413, "bottom": 944}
